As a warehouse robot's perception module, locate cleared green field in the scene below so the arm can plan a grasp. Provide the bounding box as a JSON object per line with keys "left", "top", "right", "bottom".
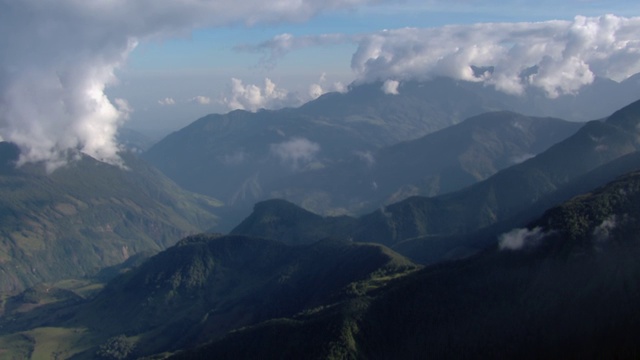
{"left": 0, "top": 327, "right": 93, "bottom": 360}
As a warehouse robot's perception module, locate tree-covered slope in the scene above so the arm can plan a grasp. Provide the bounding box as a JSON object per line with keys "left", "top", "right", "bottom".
{"left": 178, "top": 170, "right": 640, "bottom": 359}
{"left": 17, "top": 234, "right": 416, "bottom": 357}
{"left": 0, "top": 144, "right": 221, "bottom": 294}
{"left": 231, "top": 99, "right": 640, "bottom": 262}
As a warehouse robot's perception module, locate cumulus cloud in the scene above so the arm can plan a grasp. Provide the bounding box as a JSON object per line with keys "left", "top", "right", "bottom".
{"left": 351, "top": 15, "right": 640, "bottom": 97}
{"left": 0, "top": 0, "right": 384, "bottom": 169}
{"left": 382, "top": 79, "right": 400, "bottom": 95}
{"left": 270, "top": 137, "right": 320, "bottom": 170}
{"left": 222, "top": 78, "right": 302, "bottom": 111}
{"left": 308, "top": 73, "right": 348, "bottom": 99}
{"left": 499, "top": 227, "right": 547, "bottom": 250}
{"left": 250, "top": 15, "right": 640, "bottom": 98}
{"left": 191, "top": 96, "right": 212, "bottom": 105}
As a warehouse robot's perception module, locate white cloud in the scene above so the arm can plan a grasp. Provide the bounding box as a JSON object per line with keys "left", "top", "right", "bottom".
{"left": 270, "top": 137, "right": 320, "bottom": 170}
{"left": 308, "top": 73, "right": 349, "bottom": 99}
{"left": 114, "top": 98, "right": 133, "bottom": 120}
{"left": 223, "top": 78, "right": 303, "bottom": 111}
{"left": 593, "top": 215, "right": 617, "bottom": 243}
{"left": 249, "top": 15, "right": 640, "bottom": 98}
{"left": 158, "top": 97, "right": 176, "bottom": 106}
{"left": 191, "top": 96, "right": 212, "bottom": 105}
{"left": 382, "top": 79, "right": 400, "bottom": 94}
{"left": 0, "top": 0, "right": 384, "bottom": 169}
{"left": 351, "top": 15, "right": 640, "bottom": 97}
{"left": 309, "top": 83, "right": 325, "bottom": 100}
{"left": 499, "top": 227, "right": 546, "bottom": 250}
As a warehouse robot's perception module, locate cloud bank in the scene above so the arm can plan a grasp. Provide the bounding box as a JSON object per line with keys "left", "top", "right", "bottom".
{"left": 0, "top": 0, "right": 383, "bottom": 169}
{"left": 249, "top": 15, "right": 640, "bottom": 97}
{"left": 354, "top": 15, "right": 640, "bottom": 96}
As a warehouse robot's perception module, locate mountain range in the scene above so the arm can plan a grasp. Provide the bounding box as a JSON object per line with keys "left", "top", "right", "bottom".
{"left": 0, "top": 77, "right": 639, "bottom": 358}
{"left": 143, "top": 76, "right": 640, "bottom": 230}
{"left": 180, "top": 169, "right": 640, "bottom": 359}
{"left": 231, "top": 99, "right": 640, "bottom": 265}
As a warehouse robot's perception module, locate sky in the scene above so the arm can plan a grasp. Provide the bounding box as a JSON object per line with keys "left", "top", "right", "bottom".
{"left": 1, "top": 0, "right": 640, "bottom": 169}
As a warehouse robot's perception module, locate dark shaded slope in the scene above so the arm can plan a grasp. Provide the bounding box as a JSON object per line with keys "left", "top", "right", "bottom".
{"left": 0, "top": 146, "right": 221, "bottom": 294}
{"left": 181, "top": 170, "right": 640, "bottom": 359}
{"left": 66, "top": 234, "right": 416, "bottom": 356}
{"left": 230, "top": 199, "right": 355, "bottom": 245}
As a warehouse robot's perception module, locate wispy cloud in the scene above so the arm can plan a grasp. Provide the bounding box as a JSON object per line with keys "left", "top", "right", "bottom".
{"left": 270, "top": 137, "right": 320, "bottom": 170}
{"left": 158, "top": 97, "right": 176, "bottom": 106}
{"left": 499, "top": 227, "right": 547, "bottom": 250}
{"left": 191, "top": 96, "right": 212, "bottom": 105}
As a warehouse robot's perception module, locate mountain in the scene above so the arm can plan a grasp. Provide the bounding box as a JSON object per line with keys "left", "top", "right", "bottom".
{"left": 267, "top": 111, "right": 582, "bottom": 215}
{"left": 0, "top": 234, "right": 417, "bottom": 358}
{"left": 232, "top": 99, "right": 640, "bottom": 258}
{"left": 230, "top": 199, "right": 355, "bottom": 246}
{"left": 393, "top": 150, "right": 640, "bottom": 264}
{"left": 143, "top": 76, "right": 640, "bottom": 217}
{"left": 175, "top": 169, "right": 640, "bottom": 359}
{"left": 142, "top": 79, "right": 503, "bottom": 220}
{"left": 0, "top": 144, "right": 221, "bottom": 294}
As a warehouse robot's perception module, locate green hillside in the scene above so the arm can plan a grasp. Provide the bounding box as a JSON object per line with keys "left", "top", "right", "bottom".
{"left": 0, "top": 234, "right": 417, "bottom": 358}
{"left": 0, "top": 144, "right": 221, "bottom": 294}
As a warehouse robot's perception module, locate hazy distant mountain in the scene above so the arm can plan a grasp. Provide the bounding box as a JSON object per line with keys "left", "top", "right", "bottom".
{"left": 144, "top": 76, "right": 640, "bottom": 229}
{"left": 268, "top": 111, "right": 582, "bottom": 215}
{"left": 116, "top": 127, "right": 156, "bottom": 153}
{"left": 143, "top": 78, "right": 501, "bottom": 210}
{"left": 232, "top": 99, "right": 640, "bottom": 259}
{"left": 0, "top": 144, "right": 221, "bottom": 294}
{"left": 176, "top": 169, "right": 640, "bottom": 359}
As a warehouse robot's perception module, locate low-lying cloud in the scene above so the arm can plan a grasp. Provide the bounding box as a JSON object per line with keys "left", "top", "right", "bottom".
{"left": 499, "top": 226, "right": 547, "bottom": 250}
{"left": 270, "top": 137, "right": 320, "bottom": 170}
